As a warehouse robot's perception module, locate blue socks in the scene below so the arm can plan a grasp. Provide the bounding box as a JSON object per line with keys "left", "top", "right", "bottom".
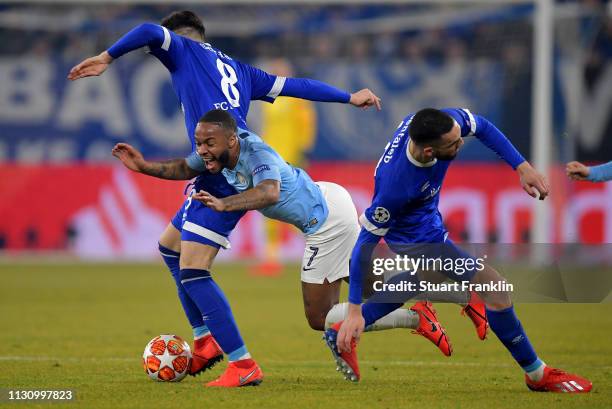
{"left": 362, "top": 271, "right": 422, "bottom": 326}
{"left": 486, "top": 305, "right": 542, "bottom": 374}
{"left": 159, "top": 244, "right": 206, "bottom": 332}
{"left": 362, "top": 302, "right": 404, "bottom": 327}
{"left": 180, "top": 268, "right": 249, "bottom": 361}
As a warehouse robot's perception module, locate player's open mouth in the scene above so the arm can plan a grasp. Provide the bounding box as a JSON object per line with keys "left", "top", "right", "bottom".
{"left": 203, "top": 158, "right": 216, "bottom": 170}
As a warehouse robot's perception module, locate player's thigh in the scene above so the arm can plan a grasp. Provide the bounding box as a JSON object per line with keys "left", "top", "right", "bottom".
{"left": 180, "top": 241, "right": 220, "bottom": 270}
{"left": 159, "top": 223, "right": 181, "bottom": 253}
{"left": 178, "top": 197, "right": 245, "bottom": 270}
{"left": 301, "top": 279, "right": 342, "bottom": 330}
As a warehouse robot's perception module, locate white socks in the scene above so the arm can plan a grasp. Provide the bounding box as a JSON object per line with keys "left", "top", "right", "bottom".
{"left": 324, "top": 302, "right": 419, "bottom": 331}
{"left": 526, "top": 361, "right": 546, "bottom": 382}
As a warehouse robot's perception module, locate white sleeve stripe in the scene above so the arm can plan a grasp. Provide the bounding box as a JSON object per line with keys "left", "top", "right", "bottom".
{"left": 161, "top": 26, "right": 171, "bottom": 51}
{"left": 266, "top": 76, "right": 286, "bottom": 99}
{"left": 359, "top": 213, "right": 389, "bottom": 237}
{"left": 462, "top": 108, "right": 476, "bottom": 136}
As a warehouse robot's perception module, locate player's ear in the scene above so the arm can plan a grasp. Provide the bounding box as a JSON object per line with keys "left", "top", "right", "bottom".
{"left": 423, "top": 146, "right": 434, "bottom": 158}
{"left": 227, "top": 131, "right": 237, "bottom": 147}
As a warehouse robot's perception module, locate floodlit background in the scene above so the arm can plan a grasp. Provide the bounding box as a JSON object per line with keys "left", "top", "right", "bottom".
{"left": 0, "top": 0, "right": 610, "bottom": 262}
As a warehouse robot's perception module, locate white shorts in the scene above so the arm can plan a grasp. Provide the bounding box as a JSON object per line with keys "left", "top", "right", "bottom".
{"left": 301, "top": 182, "right": 360, "bottom": 284}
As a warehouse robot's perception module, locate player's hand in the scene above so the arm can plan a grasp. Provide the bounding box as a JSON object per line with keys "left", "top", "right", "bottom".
{"left": 67, "top": 51, "right": 113, "bottom": 81}
{"left": 193, "top": 190, "right": 227, "bottom": 211}
{"left": 517, "top": 161, "right": 550, "bottom": 200}
{"left": 111, "top": 143, "right": 147, "bottom": 173}
{"left": 566, "top": 161, "right": 590, "bottom": 181}
{"left": 349, "top": 88, "right": 382, "bottom": 111}
{"left": 337, "top": 304, "right": 365, "bottom": 353}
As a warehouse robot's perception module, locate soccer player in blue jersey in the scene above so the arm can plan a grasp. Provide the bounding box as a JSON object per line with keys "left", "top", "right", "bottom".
{"left": 326, "top": 108, "right": 593, "bottom": 392}
{"left": 68, "top": 10, "right": 381, "bottom": 387}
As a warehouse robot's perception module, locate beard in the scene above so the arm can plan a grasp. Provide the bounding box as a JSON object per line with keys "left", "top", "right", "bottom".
{"left": 218, "top": 149, "right": 230, "bottom": 167}
{"left": 436, "top": 151, "right": 458, "bottom": 161}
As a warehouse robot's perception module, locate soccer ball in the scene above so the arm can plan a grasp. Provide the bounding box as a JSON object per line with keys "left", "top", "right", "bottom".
{"left": 142, "top": 334, "right": 192, "bottom": 382}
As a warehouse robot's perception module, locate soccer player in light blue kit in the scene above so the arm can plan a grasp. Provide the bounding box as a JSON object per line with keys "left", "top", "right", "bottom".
{"left": 68, "top": 10, "right": 381, "bottom": 387}
{"left": 327, "top": 108, "right": 593, "bottom": 392}
{"left": 112, "top": 109, "right": 445, "bottom": 384}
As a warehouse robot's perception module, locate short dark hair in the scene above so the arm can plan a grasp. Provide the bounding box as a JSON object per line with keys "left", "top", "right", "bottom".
{"left": 199, "top": 109, "right": 237, "bottom": 133}
{"left": 161, "top": 10, "right": 205, "bottom": 40}
{"left": 409, "top": 108, "right": 454, "bottom": 145}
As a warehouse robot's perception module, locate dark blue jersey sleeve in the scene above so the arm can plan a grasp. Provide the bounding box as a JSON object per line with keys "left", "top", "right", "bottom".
{"left": 279, "top": 78, "right": 351, "bottom": 103}
{"left": 444, "top": 108, "right": 526, "bottom": 169}
{"left": 348, "top": 227, "right": 382, "bottom": 304}
{"left": 235, "top": 62, "right": 280, "bottom": 103}
{"left": 107, "top": 23, "right": 184, "bottom": 72}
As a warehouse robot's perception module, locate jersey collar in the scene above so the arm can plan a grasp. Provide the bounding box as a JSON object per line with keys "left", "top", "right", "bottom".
{"left": 406, "top": 139, "right": 437, "bottom": 168}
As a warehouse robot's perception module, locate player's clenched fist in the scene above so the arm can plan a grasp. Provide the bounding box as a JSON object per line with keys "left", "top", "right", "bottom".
{"left": 566, "top": 161, "right": 590, "bottom": 181}
{"left": 112, "top": 143, "right": 146, "bottom": 173}
{"left": 349, "top": 88, "right": 382, "bottom": 111}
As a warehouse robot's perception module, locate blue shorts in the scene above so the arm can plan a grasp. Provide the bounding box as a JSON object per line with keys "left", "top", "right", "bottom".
{"left": 171, "top": 174, "right": 246, "bottom": 249}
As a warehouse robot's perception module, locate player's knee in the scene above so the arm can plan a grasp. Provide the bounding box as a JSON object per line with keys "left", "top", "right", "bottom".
{"left": 304, "top": 311, "right": 325, "bottom": 331}
{"left": 159, "top": 224, "right": 181, "bottom": 253}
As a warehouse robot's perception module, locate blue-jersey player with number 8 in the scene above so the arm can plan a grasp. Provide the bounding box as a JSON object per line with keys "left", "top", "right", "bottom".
{"left": 68, "top": 10, "right": 382, "bottom": 387}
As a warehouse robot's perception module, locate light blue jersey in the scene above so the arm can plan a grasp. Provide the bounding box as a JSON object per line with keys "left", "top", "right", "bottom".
{"left": 222, "top": 128, "right": 328, "bottom": 235}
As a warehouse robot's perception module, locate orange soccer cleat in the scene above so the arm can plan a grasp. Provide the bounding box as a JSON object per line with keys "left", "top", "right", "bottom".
{"left": 205, "top": 358, "right": 263, "bottom": 387}
{"left": 461, "top": 292, "right": 488, "bottom": 340}
{"left": 189, "top": 334, "right": 224, "bottom": 376}
{"left": 410, "top": 301, "right": 452, "bottom": 356}
{"left": 525, "top": 366, "right": 592, "bottom": 393}
{"left": 323, "top": 321, "right": 360, "bottom": 382}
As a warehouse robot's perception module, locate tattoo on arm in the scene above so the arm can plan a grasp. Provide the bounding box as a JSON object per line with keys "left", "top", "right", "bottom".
{"left": 221, "top": 180, "right": 280, "bottom": 211}
{"left": 141, "top": 159, "right": 199, "bottom": 180}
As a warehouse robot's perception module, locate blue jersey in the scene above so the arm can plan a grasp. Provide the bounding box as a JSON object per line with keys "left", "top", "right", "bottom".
{"left": 363, "top": 108, "right": 525, "bottom": 244}
{"left": 202, "top": 128, "right": 328, "bottom": 235}
{"left": 108, "top": 23, "right": 351, "bottom": 153}
{"left": 110, "top": 24, "right": 280, "bottom": 150}
{"left": 348, "top": 108, "right": 526, "bottom": 304}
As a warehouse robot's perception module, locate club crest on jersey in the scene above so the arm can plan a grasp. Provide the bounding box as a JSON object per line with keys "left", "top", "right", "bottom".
{"left": 373, "top": 207, "right": 390, "bottom": 223}
{"left": 236, "top": 172, "right": 247, "bottom": 185}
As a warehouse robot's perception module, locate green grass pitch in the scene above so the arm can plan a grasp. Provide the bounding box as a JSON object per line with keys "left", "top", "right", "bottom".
{"left": 1, "top": 262, "right": 611, "bottom": 409}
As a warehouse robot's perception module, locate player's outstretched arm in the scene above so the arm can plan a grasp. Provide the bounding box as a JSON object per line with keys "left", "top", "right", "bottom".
{"left": 111, "top": 143, "right": 198, "bottom": 180}
{"left": 68, "top": 23, "right": 172, "bottom": 80}
{"left": 336, "top": 227, "right": 381, "bottom": 353}
{"left": 68, "top": 51, "right": 113, "bottom": 80}
{"left": 193, "top": 180, "right": 280, "bottom": 212}
{"left": 277, "top": 78, "right": 382, "bottom": 110}
{"left": 464, "top": 111, "right": 549, "bottom": 200}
